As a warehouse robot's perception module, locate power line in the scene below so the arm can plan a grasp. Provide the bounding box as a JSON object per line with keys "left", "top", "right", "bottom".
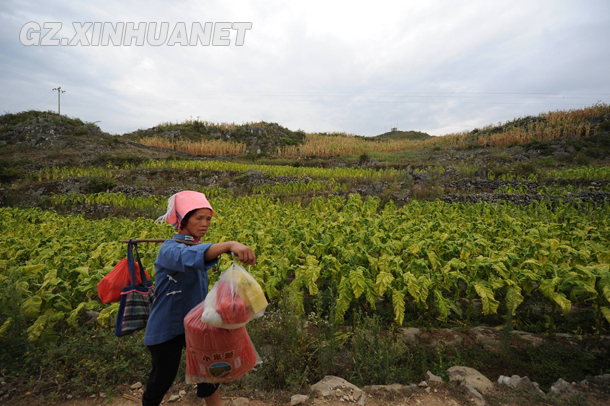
{"left": 31, "top": 91, "right": 56, "bottom": 111}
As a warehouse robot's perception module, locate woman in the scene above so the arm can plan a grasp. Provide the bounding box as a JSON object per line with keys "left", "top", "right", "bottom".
{"left": 142, "top": 191, "right": 256, "bottom": 406}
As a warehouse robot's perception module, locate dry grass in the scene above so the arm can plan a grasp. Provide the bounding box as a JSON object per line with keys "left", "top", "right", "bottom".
{"left": 433, "top": 104, "right": 609, "bottom": 149}
{"left": 138, "top": 136, "right": 246, "bottom": 155}
{"left": 277, "top": 133, "right": 425, "bottom": 157}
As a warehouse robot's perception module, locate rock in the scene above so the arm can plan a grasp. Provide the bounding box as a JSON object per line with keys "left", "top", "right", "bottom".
{"left": 510, "top": 330, "right": 544, "bottom": 346}
{"left": 131, "top": 382, "right": 143, "bottom": 389}
{"left": 507, "top": 375, "right": 522, "bottom": 388}
{"left": 425, "top": 387, "right": 431, "bottom": 393}
{"left": 66, "top": 394, "right": 73, "bottom": 400}
{"left": 549, "top": 378, "right": 575, "bottom": 397}
{"left": 412, "top": 171, "right": 429, "bottom": 184}
{"left": 463, "top": 385, "right": 487, "bottom": 406}
{"left": 497, "top": 375, "right": 511, "bottom": 386}
{"left": 426, "top": 371, "right": 443, "bottom": 385}
{"left": 168, "top": 394, "right": 180, "bottom": 402}
{"left": 179, "top": 390, "right": 186, "bottom": 396}
{"left": 418, "top": 381, "right": 428, "bottom": 387}
{"left": 391, "top": 191, "right": 411, "bottom": 203}
{"left": 446, "top": 366, "right": 494, "bottom": 394}
{"left": 310, "top": 376, "right": 363, "bottom": 402}
{"left": 506, "top": 376, "right": 544, "bottom": 394}
{"left": 84, "top": 310, "right": 100, "bottom": 325}
{"left": 442, "top": 166, "right": 459, "bottom": 178}
{"left": 398, "top": 327, "right": 420, "bottom": 342}
{"left": 291, "top": 394, "right": 308, "bottom": 405}
{"left": 232, "top": 397, "right": 250, "bottom": 406}
{"left": 595, "top": 373, "right": 610, "bottom": 382}
{"left": 100, "top": 392, "right": 108, "bottom": 398}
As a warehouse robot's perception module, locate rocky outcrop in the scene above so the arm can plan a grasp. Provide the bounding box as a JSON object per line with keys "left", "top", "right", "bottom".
{"left": 446, "top": 366, "right": 494, "bottom": 394}
{"left": 310, "top": 376, "right": 365, "bottom": 405}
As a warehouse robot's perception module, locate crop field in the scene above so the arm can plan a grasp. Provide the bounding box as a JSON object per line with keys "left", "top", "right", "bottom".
{"left": 1, "top": 105, "right": 610, "bottom": 402}
{"left": 2, "top": 194, "right": 609, "bottom": 343}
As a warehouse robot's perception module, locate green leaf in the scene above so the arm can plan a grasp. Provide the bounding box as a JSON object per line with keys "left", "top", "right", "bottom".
{"left": 67, "top": 302, "right": 86, "bottom": 327}
{"left": 335, "top": 277, "right": 353, "bottom": 324}
{"left": 20, "top": 264, "right": 46, "bottom": 276}
{"left": 433, "top": 289, "right": 450, "bottom": 321}
{"left": 0, "top": 317, "right": 12, "bottom": 336}
{"left": 73, "top": 266, "right": 90, "bottom": 280}
{"left": 427, "top": 251, "right": 441, "bottom": 271}
{"left": 539, "top": 279, "right": 558, "bottom": 299}
{"left": 349, "top": 268, "right": 366, "bottom": 299}
{"left": 505, "top": 286, "right": 524, "bottom": 316}
{"left": 602, "top": 284, "right": 610, "bottom": 303}
{"left": 375, "top": 271, "right": 394, "bottom": 297}
{"left": 601, "top": 307, "right": 610, "bottom": 325}
{"left": 392, "top": 289, "right": 405, "bottom": 326}
{"left": 22, "top": 295, "right": 43, "bottom": 319}
{"left": 299, "top": 255, "right": 321, "bottom": 296}
{"left": 474, "top": 283, "right": 499, "bottom": 315}
{"left": 48, "top": 294, "right": 72, "bottom": 313}
{"left": 553, "top": 292, "right": 572, "bottom": 315}
{"left": 97, "top": 303, "right": 120, "bottom": 326}
{"left": 27, "top": 310, "right": 65, "bottom": 342}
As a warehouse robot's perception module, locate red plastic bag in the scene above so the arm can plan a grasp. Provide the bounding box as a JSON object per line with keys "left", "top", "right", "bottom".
{"left": 97, "top": 258, "right": 150, "bottom": 303}
{"left": 200, "top": 263, "right": 268, "bottom": 329}
{"left": 184, "top": 301, "right": 260, "bottom": 384}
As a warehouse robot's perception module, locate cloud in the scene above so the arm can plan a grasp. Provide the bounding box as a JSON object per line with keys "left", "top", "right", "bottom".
{"left": 1, "top": 0, "right": 609, "bottom": 136}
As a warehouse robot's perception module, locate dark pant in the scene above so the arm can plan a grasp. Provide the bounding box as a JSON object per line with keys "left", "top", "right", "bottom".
{"left": 142, "top": 334, "right": 219, "bottom": 406}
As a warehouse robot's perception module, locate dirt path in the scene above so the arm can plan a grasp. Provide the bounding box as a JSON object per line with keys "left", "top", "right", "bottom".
{"left": 8, "top": 385, "right": 610, "bottom": 406}
{"left": 9, "top": 390, "right": 466, "bottom": 406}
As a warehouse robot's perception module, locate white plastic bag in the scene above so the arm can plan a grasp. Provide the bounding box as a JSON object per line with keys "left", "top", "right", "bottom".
{"left": 201, "top": 263, "right": 268, "bottom": 329}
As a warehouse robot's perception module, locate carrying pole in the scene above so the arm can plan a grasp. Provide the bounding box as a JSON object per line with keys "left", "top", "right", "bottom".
{"left": 121, "top": 239, "right": 200, "bottom": 246}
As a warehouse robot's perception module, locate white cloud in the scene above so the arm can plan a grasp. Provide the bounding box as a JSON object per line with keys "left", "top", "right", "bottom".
{"left": 1, "top": 0, "right": 609, "bottom": 136}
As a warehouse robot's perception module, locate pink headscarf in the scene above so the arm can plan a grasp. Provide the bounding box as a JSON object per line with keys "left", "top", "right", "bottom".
{"left": 156, "top": 191, "right": 214, "bottom": 230}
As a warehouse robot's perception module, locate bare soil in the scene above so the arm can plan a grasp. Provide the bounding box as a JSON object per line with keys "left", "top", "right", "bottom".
{"left": 5, "top": 382, "right": 610, "bottom": 406}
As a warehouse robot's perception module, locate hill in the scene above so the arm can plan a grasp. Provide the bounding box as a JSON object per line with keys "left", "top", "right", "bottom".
{"left": 0, "top": 110, "right": 188, "bottom": 169}
{"left": 122, "top": 120, "right": 306, "bottom": 155}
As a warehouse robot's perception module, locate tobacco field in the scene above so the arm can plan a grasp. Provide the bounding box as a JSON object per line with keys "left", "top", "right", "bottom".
{"left": 2, "top": 193, "right": 609, "bottom": 345}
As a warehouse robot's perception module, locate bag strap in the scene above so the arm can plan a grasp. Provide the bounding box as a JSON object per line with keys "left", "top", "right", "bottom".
{"left": 133, "top": 242, "right": 147, "bottom": 284}
{"left": 127, "top": 239, "right": 148, "bottom": 286}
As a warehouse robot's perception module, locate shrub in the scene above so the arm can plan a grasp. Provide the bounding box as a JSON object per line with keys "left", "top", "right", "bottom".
{"left": 0, "top": 160, "right": 23, "bottom": 183}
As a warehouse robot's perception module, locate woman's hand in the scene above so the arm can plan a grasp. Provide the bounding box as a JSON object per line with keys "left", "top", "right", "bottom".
{"left": 204, "top": 241, "right": 256, "bottom": 265}
{"left": 229, "top": 242, "right": 257, "bottom": 265}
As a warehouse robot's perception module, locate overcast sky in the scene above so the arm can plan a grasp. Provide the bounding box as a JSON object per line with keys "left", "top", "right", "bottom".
{"left": 1, "top": 0, "right": 609, "bottom": 137}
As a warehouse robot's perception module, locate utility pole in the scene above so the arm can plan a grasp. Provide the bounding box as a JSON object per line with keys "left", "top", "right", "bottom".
{"left": 52, "top": 87, "right": 66, "bottom": 115}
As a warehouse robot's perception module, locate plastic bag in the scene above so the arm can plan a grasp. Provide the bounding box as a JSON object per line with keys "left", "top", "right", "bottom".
{"left": 184, "top": 301, "right": 260, "bottom": 384}
{"left": 200, "top": 263, "right": 268, "bottom": 329}
{"left": 98, "top": 254, "right": 150, "bottom": 303}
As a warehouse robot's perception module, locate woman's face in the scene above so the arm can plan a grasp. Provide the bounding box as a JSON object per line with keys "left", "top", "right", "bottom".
{"left": 181, "top": 208, "right": 213, "bottom": 238}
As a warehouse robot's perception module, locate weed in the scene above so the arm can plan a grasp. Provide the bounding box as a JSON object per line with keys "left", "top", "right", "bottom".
{"left": 246, "top": 290, "right": 313, "bottom": 391}
{"left": 85, "top": 177, "right": 117, "bottom": 193}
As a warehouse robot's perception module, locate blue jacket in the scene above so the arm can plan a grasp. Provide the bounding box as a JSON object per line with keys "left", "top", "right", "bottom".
{"left": 143, "top": 235, "right": 218, "bottom": 346}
